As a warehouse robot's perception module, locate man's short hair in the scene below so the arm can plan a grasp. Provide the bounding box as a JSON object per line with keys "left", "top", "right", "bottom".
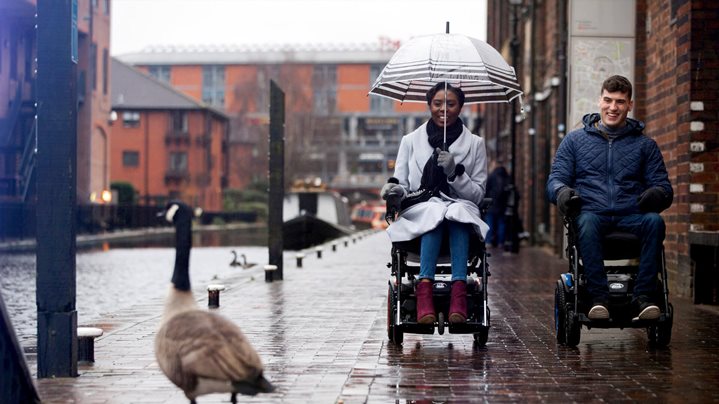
{"left": 601, "top": 75, "right": 633, "bottom": 100}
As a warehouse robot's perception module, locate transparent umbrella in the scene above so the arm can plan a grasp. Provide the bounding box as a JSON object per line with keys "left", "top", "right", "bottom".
{"left": 369, "top": 31, "right": 523, "bottom": 147}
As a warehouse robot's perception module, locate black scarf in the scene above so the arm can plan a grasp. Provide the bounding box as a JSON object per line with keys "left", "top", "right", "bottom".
{"left": 419, "top": 118, "right": 465, "bottom": 194}
{"left": 426, "top": 117, "right": 464, "bottom": 149}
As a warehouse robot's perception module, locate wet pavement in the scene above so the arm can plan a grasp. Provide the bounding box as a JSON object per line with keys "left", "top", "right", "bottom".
{"left": 21, "top": 231, "right": 719, "bottom": 403}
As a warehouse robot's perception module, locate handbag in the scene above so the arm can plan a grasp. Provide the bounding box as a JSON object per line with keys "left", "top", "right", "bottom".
{"left": 399, "top": 187, "right": 436, "bottom": 210}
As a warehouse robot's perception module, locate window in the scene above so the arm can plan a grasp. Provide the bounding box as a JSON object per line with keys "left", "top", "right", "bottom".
{"left": 202, "top": 65, "right": 225, "bottom": 107}
{"left": 149, "top": 65, "right": 171, "bottom": 84}
{"left": 122, "top": 111, "right": 140, "bottom": 128}
{"left": 102, "top": 48, "right": 109, "bottom": 94}
{"left": 255, "top": 65, "right": 279, "bottom": 113}
{"left": 312, "top": 65, "right": 336, "bottom": 115}
{"left": 169, "top": 152, "right": 188, "bottom": 172}
{"left": 122, "top": 151, "right": 139, "bottom": 167}
{"left": 90, "top": 43, "right": 97, "bottom": 91}
{"left": 170, "top": 111, "right": 188, "bottom": 133}
{"left": 370, "top": 64, "right": 394, "bottom": 113}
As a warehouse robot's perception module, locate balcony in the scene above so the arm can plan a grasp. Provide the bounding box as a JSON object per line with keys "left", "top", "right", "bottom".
{"left": 164, "top": 130, "right": 191, "bottom": 146}
{"left": 164, "top": 170, "right": 190, "bottom": 184}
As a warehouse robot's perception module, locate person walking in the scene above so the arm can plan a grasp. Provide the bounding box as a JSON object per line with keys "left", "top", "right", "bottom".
{"left": 485, "top": 163, "right": 510, "bottom": 248}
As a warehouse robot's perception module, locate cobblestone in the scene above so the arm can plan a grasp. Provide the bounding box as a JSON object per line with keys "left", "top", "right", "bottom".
{"left": 23, "top": 231, "right": 719, "bottom": 403}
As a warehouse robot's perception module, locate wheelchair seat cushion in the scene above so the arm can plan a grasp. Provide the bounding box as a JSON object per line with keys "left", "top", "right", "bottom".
{"left": 601, "top": 231, "right": 641, "bottom": 260}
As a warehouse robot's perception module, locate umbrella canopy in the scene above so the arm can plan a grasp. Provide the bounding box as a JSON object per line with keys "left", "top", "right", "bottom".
{"left": 369, "top": 33, "right": 523, "bottom": 105}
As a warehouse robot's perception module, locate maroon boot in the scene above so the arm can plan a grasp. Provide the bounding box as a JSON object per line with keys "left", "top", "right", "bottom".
{"left": 415, "top": 281, "right": 436, "bottom": 324}
{"left": 449, "top": 281, "right": 468, "bottom": 323}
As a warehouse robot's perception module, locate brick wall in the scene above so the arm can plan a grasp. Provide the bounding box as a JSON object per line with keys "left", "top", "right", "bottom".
{"left": 488, "top": 0, "right": 719, "bottom": 298}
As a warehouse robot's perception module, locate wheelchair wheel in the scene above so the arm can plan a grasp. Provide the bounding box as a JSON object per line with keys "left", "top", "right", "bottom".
{"left": 554, "top": 281, "right": 567, "bottom": 344}
{"left": 647, "top": 303, "right": 673, "bottom": 347}
{"left": 565, "top": 308, "right": 581, "bottom": 347}
{"left": 473, "top": 308, "right": 490, "bottom": 347}
{"left": 387, "top": 285, "right": 403, "bottom": 345}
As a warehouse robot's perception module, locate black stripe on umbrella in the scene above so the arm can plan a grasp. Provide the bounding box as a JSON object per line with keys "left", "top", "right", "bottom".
{"left": 369, "top": 32, "right": 523, "bottom": 106}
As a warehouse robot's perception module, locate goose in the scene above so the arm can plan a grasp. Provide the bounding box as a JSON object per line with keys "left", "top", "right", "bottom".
{"left": 230, "top": 251, "right": 257, "bottom": 269}
{"left": 156, "top": 201, "right": 275, "bottom": 404}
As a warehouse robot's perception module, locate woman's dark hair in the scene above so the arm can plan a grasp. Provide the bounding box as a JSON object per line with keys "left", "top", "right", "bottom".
{"left": 426, "top": 82, "right": 465, "bottom": 107}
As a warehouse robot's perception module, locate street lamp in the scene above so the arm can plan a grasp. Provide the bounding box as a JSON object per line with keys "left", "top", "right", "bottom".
{"left": 506, "top": 0, "right": 522, "bottom": 254}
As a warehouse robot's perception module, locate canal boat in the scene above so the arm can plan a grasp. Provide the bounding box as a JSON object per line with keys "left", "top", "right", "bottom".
{"left": 282, "top": 183, "right": 354, "bottom": 250}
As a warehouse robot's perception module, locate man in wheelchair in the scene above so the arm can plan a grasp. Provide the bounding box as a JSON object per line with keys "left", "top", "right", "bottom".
{"left": 547, "top": 75, "right": 673, "bottom": 321}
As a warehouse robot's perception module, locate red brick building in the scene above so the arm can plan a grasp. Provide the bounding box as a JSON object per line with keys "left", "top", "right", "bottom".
{"left": 118, "top": 42, "right": 482, "bottom": 201}
{"left": 110, "top": 59, "right": 228, "bottom": 211}
{"left": 0, "top": 0, "right": 112, "bottom": 204}
{"left": 486, "top": 0, "right": 718, "bottom": 300}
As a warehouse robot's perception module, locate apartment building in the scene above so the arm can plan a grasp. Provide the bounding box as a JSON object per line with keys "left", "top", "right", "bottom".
{"left": 110, "top": 59, "right": 228, "bottom": 211}
{"left": 118, "top": 41, "right": 482, "bottom": 201}
{"left": 0, "top": 0, "right": 112, "bottom": 204}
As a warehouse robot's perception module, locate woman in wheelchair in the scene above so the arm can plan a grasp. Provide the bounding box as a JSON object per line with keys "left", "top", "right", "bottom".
{"left": 380, "top": 82, "right": 489, "bottom": 325}
{"left": 547, "top": 75, "right": 673, "bottom": 322}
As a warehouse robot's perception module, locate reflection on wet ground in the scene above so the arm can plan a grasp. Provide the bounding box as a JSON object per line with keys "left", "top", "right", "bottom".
{"left": 0, "top": 227, "right": 267, "bottom": 348}
{"left": 17, "top": 232, "right": 719, "bottom": 402}
{"left": 341, "top": 246, "right": 719, "bottom": 403}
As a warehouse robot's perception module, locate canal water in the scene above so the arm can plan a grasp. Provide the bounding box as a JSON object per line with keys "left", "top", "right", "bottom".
{"left": 0, "top": 227, "right": 268, "bottom": 348}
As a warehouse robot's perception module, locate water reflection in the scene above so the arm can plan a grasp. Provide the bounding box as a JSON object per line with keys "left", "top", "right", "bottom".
{"left": 0, "top": 227, "right": 269, "bottom": 347}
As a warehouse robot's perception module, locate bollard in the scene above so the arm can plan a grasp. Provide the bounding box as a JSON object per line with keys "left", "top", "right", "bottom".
{"left": 77, "top": 327, "right": 104, "bottom": 363}
{"left": 332, "top": 242, "right": 337, "bottom": 252}
{"left": 343, "top": 239, "right": 348, "bottom": 247}
{"left": 296, "top": 253, "right": 305, "bottom": 268}
{"left": 352, "top": 237, "right": 356, "bottom": 244}
{"left": 207, "top": 284, "right": 226, "bottom": 308}
{"left": 316, "top": 246, "right": 323, "bottom": 258}
{"left": 264, "top": 264, "right": 278, "bottom": 274}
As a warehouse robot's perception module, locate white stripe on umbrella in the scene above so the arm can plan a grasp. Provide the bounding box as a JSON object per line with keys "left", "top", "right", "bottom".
{"left": 369, "top": 33, "right": 523, "bottom": 105}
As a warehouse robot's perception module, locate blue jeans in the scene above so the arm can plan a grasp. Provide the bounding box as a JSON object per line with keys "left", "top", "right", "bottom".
{"left": 419, "top": 220, "right": 471, "bottom": 282}
{"left": 485, "top": 211, "right": 506, "bottom": 247}
{"left": 576, "top": 212, "right": 665, "bottom": 302}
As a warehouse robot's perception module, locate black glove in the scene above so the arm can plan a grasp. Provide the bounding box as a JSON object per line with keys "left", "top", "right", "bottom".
{"left": 638, "top": 187, "right": 669, "bottom": 213}
{"left": 557, "top": 187, "right": 580, "bottom": 216}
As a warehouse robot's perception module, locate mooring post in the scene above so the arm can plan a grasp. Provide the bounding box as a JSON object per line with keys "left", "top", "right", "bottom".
{"left": 267, "top": 80, "right": 285, "bottom": 282}
{"left": 36, "top": 0, "right": 79, "bottom": 378}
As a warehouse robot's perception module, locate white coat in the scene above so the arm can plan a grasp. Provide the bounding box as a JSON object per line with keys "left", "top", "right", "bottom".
{"left": 386, "top": 122, "right": 490, "bottom": 242}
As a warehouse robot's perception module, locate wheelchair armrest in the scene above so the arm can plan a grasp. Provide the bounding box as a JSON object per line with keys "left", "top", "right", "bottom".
{"left": 565, "top": 195, "right": 581, "bottom": 217}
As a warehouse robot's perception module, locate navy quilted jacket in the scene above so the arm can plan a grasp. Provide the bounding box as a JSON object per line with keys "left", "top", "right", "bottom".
{"left": 546, "top": 113, "right": 673, "bottom": 215}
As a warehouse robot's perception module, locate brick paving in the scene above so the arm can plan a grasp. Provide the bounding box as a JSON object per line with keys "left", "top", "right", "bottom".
{"left": 25, "top": 231, "right": 719, "bottom": 403}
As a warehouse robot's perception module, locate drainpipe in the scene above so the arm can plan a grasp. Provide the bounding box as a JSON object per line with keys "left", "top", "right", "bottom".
{"left": 555, "top": 0, "right": 568, "bottom": 254}
{"left": 529, "top": 0, "right": 537, "bottom": 246}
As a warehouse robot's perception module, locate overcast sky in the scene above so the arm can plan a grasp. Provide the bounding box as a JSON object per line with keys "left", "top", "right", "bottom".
{"left": 110, "top": 0, "right": 488, "bottom": 55}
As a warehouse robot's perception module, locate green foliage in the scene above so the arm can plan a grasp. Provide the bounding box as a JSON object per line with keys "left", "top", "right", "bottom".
{"left": 110, "top": 181, "right": 136, "bottom": 205}
{"left": 223, "top": 180, "right": 269, "bottom": 220}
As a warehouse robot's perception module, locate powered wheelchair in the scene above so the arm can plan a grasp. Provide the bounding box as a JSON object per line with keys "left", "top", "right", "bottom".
{"left": 385, "top": 198, "right": 492, "bottom": 346}
{"left": 554, "top": 196, "right": 673, "bottom": 347}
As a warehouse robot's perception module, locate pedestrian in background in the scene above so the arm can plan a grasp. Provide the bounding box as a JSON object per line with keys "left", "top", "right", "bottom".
{"left": 485, "top": 162, "right": 510, "bottom": 248}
